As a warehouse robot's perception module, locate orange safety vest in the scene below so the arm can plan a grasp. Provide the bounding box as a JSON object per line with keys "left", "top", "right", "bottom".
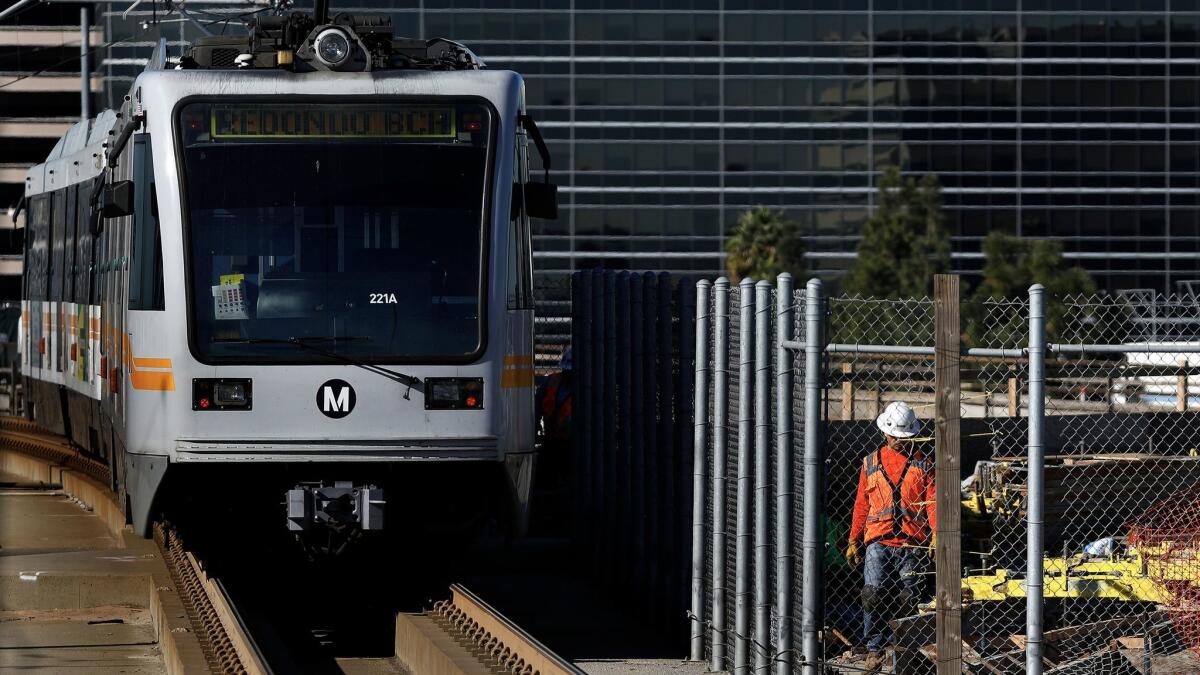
{"left": 540, "top": 374, "right": 573, "bottom": 442}
{"left": 861, "top": 449, "right": 933, "bottom": 545}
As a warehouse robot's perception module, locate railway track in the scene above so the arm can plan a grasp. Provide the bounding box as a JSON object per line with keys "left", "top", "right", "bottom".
{"left": 0, "top": 417, "right": 583, "bottom": 675}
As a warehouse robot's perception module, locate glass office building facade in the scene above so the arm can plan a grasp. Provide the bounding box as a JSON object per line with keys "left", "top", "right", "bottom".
{"left": 102, "top": 2, "right": 1200, "bottom": 292}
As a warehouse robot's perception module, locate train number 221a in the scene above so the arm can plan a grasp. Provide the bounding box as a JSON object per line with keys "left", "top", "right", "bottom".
{"left": 370, "top": 293, "right": 398, "bottom": 304}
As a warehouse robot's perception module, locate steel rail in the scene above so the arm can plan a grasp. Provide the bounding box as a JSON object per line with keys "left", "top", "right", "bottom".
{"left": 431, "top": 583, "right": 585, "bottom": 675}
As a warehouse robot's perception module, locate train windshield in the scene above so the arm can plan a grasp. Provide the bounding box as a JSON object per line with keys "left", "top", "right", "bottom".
{"left": 177, "top": 101, "right": 491, "bottom": 363}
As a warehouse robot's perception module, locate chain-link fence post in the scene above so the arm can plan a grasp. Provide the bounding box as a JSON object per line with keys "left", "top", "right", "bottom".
{"left": 677, "top": 279, "right": 696, "bottom": 648}
{"left": 1026, "top": 283, "right": 1046, "bottom": 675}
{"left": 617, "top": 272, "right": 632, "bottom": 589}
{"left": 735, "top": 277, "right": 755, "bottom": 675}
{"left": 658, "top": 272, "right": 676, "bottom": 624}
{"left": 571, "top": 272, "right": 585, "bottom": 552}
{"left": 690, "top": 279, "right": 712, "bottom": 662}
{"left": 603, "top": 271, "right": 618, "bottom": 584}
{"left": 590, "top": 268, "right": 604, "bottom": 567}
{"left": 774, "top": 273, "right": 794, "bottom": 675}
{"left": 753, "top": 280, "right": 771, "bottom": 673}
{"left": 645, "top": 272, "right": 662, "bottom": 610}
{"left": 711, "top": 277, "right": 731, "bottom": 671}
{"left": 631, "top": 273, "right": 646, "bottom": 591}
{"left": 801, "top": 278, "right": 824, "bottom": 675}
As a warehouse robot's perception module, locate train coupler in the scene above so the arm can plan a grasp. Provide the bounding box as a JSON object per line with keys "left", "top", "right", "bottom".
{"left": 286, "top": 481, "right": 385, "bottom": 532}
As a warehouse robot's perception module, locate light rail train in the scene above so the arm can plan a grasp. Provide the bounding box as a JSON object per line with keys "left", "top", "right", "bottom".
{"left": 16, "top": 9, "right": 556, "bottom": 548}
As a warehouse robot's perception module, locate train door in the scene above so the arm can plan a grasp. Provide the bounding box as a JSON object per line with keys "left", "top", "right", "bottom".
{"left": 98, "top": 116, "right": 134, "bottom": 484}
{"left": 506, "top": 126, "right": 535, "bottom": 433}
{"left": 503, "top": 126, "right": 536, "bottom": 535}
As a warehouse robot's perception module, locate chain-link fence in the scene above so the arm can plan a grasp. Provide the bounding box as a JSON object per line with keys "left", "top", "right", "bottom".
{"left": 534, "top": 275, "right": 572, "bottom": 375}
{"left": 688, "top": 275, "right": 1200, "bottom": 675}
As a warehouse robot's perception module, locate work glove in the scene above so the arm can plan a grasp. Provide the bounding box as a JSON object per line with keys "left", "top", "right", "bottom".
{"left": 845, "top": 538, "right": 863, "bottom": 566}
{"left": 929, "top": 533, "right": 937, "bottom": 559}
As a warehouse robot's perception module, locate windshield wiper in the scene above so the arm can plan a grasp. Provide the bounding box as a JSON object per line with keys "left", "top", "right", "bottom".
{"left": 213, "top": 337, "right": 423, "bottom": 398}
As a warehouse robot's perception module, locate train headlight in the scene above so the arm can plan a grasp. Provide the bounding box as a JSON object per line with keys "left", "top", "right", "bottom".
{"left": 424, "top": 378, "right": 484, "bottom": 410}
{"left": 214, "top": 382, "right": 248, "bottom": 406}
{"left": 193, "top": 378, "right": 253, "bottom": 411}
{"left": 314, "top": 28, "right": 352, "bottom": 68}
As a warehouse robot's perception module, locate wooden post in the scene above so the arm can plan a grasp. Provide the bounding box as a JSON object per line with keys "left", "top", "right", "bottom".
{"left": 1178, "top": 358, "right": 1188, "bottom": 413}
{"left": 933, "top": 274, "right": 962, "bottom": 675}
{"left": 842, "top": 362, "right": 854, "bottom": 421}
{"left": 1007, "top": 373, "right": 1019, "bottom": 417}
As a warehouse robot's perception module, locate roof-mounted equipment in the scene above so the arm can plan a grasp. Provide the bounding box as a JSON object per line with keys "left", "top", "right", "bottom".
{"left": 184, "top": 11, "right": 483, "bottom": 72}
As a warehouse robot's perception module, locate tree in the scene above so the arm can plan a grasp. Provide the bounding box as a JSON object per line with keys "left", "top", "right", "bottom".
{"left": 842, "top": 166, "right": 951, "bottom": 299}
{"left": 966, "top": 231, "right": 1098, "bottom": 345}
{"left": 724, "top": 206, "right": 806, "bottom": 281}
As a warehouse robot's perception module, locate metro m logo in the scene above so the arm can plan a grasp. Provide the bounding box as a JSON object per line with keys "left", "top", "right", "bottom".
{"left": 324, "top": 386, "right": 349, "bottom": 412}
{"left": 316, "top": 379, "right": 356, "bottom": 419}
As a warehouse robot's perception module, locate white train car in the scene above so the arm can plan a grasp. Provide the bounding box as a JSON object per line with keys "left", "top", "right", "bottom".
{"left": 18, "top": 12, "right": 557, "bottom": 546}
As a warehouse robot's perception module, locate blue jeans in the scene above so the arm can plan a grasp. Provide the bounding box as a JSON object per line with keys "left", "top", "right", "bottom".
{"left": 862, "top": 542, "right": 926, "bottom": 653}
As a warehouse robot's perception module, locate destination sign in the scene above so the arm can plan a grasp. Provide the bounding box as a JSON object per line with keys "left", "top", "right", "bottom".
{"left": 208, "top": 105, "right": 456, "bottom": 139}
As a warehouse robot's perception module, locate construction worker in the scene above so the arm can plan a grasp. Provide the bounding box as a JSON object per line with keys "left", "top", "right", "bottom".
{"left": 536, "top": 348, "right": 573, "bottom": 445}
{"left": 845, "top": 401, "right": 936, "bottom": 672}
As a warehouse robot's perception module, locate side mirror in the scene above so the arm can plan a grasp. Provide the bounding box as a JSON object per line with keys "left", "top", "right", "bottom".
{"left": 102, "top": 180, "right": 134, "bottom": 219}
{"left": 523, "top": 181, "right": 558, "bottom": 220}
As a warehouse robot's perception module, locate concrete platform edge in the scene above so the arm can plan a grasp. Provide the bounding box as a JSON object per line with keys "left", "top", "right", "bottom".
{"left": 0, "top": 444, "right": 210, "bottom": 674}
{"left": 0, "top": 448, "right": 125, "bottom": 543}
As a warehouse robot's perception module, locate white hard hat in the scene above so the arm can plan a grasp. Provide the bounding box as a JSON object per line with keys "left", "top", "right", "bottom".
{"left": 876, "top": 401, "right": 922, "bottom": 438}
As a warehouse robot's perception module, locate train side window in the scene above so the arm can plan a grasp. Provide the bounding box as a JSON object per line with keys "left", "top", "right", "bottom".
{"left": 64, "top": 185, "right": 77, "bottom": 303}
{"left": 128, "top": 135, "right": 165, "bottom": 311}
{"left": 76, "top": 180, "right": 92, "bottom": 305}
{"left": 50, "top": 189, "right": 65, "bottom": 302}
{"left": 26, "top": 195, "right": 50, "bottom": 302}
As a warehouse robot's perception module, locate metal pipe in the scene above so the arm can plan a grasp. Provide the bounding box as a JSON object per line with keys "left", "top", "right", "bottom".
{"left": 1027, "top": 284, "right": 1046, "bottom": 675}
{"left": 644, "top": 272, "right": 661, "bottom": 601}
{"left": 782, "top": 341, "right": 1025, "bottom": 360}
{"left": 657, "top": 272, "right": 676, "bottom": 619}
{"left": 80, "top": 6, "right": 92, "bottom": 122}
{"left": 1049, "top": 343, "right": 1200, "bottom": 354}
{"left": 590, "top": 269, "right": 604, "bottom": 566}
{"left": 677, "top": 280, "right": 696, "bottom": 658}
{"left": 603, "top": 271, "right": 617, "bottom": 583}
{"left": 630, "top": 273, "right": 646, "bottom": 590}
{"left": 0, "top": 0, "right": 38, "bottom": 22}
{"left": 753, "top": 280, "right": 771, "bottom": 673}
{"left": 617, "top": 273, "right": 632, "bottom": 588}
{"left": 774, "top": 273, "right": 794, "bottom": 675}
{"left": 801, "top": 278, "right": 824, "bottom": 675}
{"left": 571, "top": 272, "right": 584, "bottom": 551}
{"left": 576, "top": 271, "right": 592, "bottom": 554}
{"left": 690, "top": 279, "right": 712, "bottom": 662}
{"left": 734, "top": 278, "right": 754, "bottom": 675}
{"left": 711, "top": 277, "right": 731, "bottom": 671}
{"left": 967, "top": 348, "right": 1027, "bottom": 359}
{"left": 826, "top": 343, "right": 934, "bottom": 355}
